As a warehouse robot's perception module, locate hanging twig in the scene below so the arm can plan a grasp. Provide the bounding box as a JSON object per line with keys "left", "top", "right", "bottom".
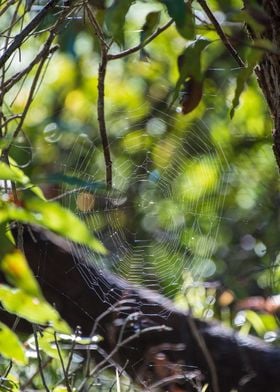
{"left": 0, "top": 0, "right": 59, "bottom": 68}
{"left": 21, "top": 357, "right": 52, "bottom": 390}
{"left": 54, "top": 332, "right": 72, "bottom": 392}
{"left": 197, "top": 0, "right": 244, "bottom": 68}
{"left": 3, "top": 34, "right": 55, "bottom": 153}
{"left": 33, "top": 325, "right": 51, "bottom": 392}
{"left": 77, "top": 324, "right": 172, "bottom": 391}
{"left": 86, "top": 4, "right": 112, "bottom": 189}
{"left": 107, "top": 19, "right": 174, "bottom": 61}
{"left": 187, "top": 316, "right": 220, "bottom": 392}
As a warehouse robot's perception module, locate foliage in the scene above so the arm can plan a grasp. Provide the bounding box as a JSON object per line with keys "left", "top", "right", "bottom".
{"left": 0, "top": 0, "right": 279, "bottom": 390}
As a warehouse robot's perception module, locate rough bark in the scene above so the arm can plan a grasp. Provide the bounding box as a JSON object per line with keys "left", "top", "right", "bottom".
{"left": 244, "top": 0, "right": 280, "bottom": 169}
{"left": 1, "top": 224, "right": 280, "bottom": 392}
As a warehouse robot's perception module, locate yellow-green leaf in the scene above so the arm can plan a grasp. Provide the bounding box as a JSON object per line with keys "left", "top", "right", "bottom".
{"left": 24, "top": 198, "right": 107, "bottom": 254}
{"left": 0, "top": 322, "right": 27, "bottom": 365}
{"left": 0, "top": 198, "right": 107, "bottom": 254}
{"left": 1, "top": 249, "right": 42, "bottom": 298}
{"left": 0, "top": 285, "right": 70, "bottom": 333}
{"left": 105, "top": 0, "right": 133, "bottom": 46}
{"left": 0, "top": 161, "right": 46, "bottom": 200}
{"left": 230, "top": 48, "right": 262, "bottom": 118}
{"left": 0, "top": 162, "right": 29, "bottom": 185}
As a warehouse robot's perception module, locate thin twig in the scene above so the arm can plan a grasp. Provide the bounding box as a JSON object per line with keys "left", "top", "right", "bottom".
{"left": 78, "top": 325, "right": 172, "bottom": 391}
{"left": 21, "top": 357, "right": 52, "bottom": 390}
{"left": 65, "top": 326, "right": 81, "bottom": 377}
{"left": 86, "top": 4, "right": 112, "bottom": 188}
{"left": 33, "top": 325, "right": 50, "bottom": 392}
{"left": 54, "top": 331, "right": 72, "bottom": 392}
{"left": 84, "top": 302, "right": 134, "bottom": 377}
{"left": 197, "top": 0, "right": 244, "bottom": 68}
{"left": 3, "top": 35, "right": 54, "bottom": 153}
{"left": 0, "top": 0, "right": 58, "bottom": 68}
{"left": 92, "top": 325, "right": 172, "bottom": 376}
{"left": 187, "top": 316, "right": 220, "bottom": 392}
{"left": 0, "top": 361, "right": 13, "bottom": 388}
{"left": 97, "top": 52, "right": 112, "bottom": 189}
{"left": 2, "top": 40, "right": 59, "bottom": 94}
{"left": 107, "top": 19, "right": 174, "bottom": 61}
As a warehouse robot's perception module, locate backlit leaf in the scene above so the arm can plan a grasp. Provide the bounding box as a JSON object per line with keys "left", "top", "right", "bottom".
{"left": 0, "top": 198, "right": 107, "bottom": 254}
{"left": 230, "top": 48, "right": 262, "bottom": 118}
{"left": 0, "top": 162, "right": 29, "bottom": 185}
{"left": 140, "top": 11, "right": 161, "bottom": 60}
{"left": 0, "top": 161, "right": 45, "bottom": 200}
{"left": 24, "top": 198, "right": 107, "bottom": 254}
{"left": 0, "top": 284, "right": 70, "bottom": 333}
{"left": 1, "top": 249, "right": 42, "bottom": 298}
{"left": 105, "top": 0, "right": 133, "bottom": 46}
{"left": 0, "top": 321, "right": 27, "bottom": 365}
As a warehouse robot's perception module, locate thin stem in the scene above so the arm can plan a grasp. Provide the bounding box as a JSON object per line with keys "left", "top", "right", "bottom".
{"left": 77, "top": 324, "right": 172, "bottom": 391}
{"left": 0, "top": 0, "right": 58, "bottom": 68}
{"left": 97, "top": 52, "right": 112, "bottom": 189}
{"left": 54, "top": 332, "right": 72, "bottom": 392}
{"left": 86, "top": 4, "right": 112, "bottom": 189}
{"left": 187, "top": 316, "right": 220, "bottom": 392}
{"left": 197, "top": 0, "right": 244, "bottom": 68}
{"left": 33, "top": 326, "right": 50, "bottom": 392}
{"left": 108, "top": 19, "right": 174, "bottom": 61}
{"left": 21, "top": 357, "right": 52, "bottom": 390}
{"left": 91, "top": 325, "right": 171, "bottom": 375}
{"left": 3, "top": 36, "right": 53, "bottom": 153}
{"left": 65, "top": 326, "right": 81, "bottom": 377}
{"left": 2, "top": 40, "right": 59, "bottom": 94}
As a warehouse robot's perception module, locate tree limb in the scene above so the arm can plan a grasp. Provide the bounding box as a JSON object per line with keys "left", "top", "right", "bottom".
{"left": 2, "top": 224, "right": 280, "bottom": 392}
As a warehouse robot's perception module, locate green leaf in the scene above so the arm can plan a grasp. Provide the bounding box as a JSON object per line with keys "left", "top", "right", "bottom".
{"left": 172, "top": 38, "right": 210, "bottom": 105}
{"left": 24, "top": 198, "right": 107, "bottom": 254}
{"left": 0, "top": 198, "right": 107, "bottom": 254}
{"left": 0, "top": 223, "right": 14, "bottom": 259}
{"left": 160, "top": 0, "right": 195, "bottom": 39}
{"left": 53, "top": 387, "right": 69, "bottom": 392}
{"left": 0, "top": 374, "right": 19, "bottom": 392}
{"left": 42, "top": 173, "right": 105, "bottom": 191}
{"left": 0, "top": 161, "right": 46, "bottom": 200}
{"left": 1, "top": 249, "right": 42, "bottom": 298}
{"left": 140, "top": 11, "right": 161, "bottom": 60}
{"left": 245, "top": 310, "right": 266, "bottom": 336}
{"left": 0, "top": 321, "right": 27, "bottom": 365}
{"left": 105, "top": 0, "right": 133, "bottom": 46}
{"left": 140, "top": 11, "right": 161, "bottom": 44}
{"left": 232, "top": 9, "right": 265, "bottom": 34}
{"left": 230, "top": 48, "right": 262, "bottom": 118}
{"left": 27, "top": 327, "right": 64, "bottom": 360}
{"left": 0, "top": 162, "right": 29, "bottom": 185}
{"left": 0, "top": 284, "right": 70, "bottom": 333}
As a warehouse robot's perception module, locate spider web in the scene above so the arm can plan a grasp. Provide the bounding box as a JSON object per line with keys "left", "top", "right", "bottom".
{"left": 57, "top": 100, "right": 230, "bottom": 307}
{"left": 0, "top": 0, "right": 234, "bottom": 319}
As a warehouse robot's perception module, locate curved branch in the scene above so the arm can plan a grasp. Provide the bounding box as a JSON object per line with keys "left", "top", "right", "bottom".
{"left": 3, "top": 224, "right": 280, "bottom": 392}
{"left": 107, "top": 19, "right": 174, "bottom": 61}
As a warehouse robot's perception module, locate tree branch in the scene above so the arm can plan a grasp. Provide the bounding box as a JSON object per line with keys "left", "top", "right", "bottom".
{"left": 197, "top": 0, "right": 244, "bottom": 68}
{"left": 4, "top": 224, "right": 280, "bottom": 392}
{"left": 86, "top": 4, "right": 112, "bottom": 188}
{"left": 107, "top": 19, "right": 174, "bottom": 61}
{"left": 0, "top": 0, "right": 58, "bottom": 69}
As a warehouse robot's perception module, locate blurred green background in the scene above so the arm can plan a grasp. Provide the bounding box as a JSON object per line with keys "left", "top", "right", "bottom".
{"left": 1, "top": 1, "right": 280, "bottom": 384}
{"left": 1, "top": 0, "right": 280, "bottom": 389}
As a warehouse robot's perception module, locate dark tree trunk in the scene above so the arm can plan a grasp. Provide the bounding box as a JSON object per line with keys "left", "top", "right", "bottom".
{"left": 244, "top": 0, "right": 280, "bottom": 169}
{"left": 2, "top": 224, "right": 279, "bottom": 392}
